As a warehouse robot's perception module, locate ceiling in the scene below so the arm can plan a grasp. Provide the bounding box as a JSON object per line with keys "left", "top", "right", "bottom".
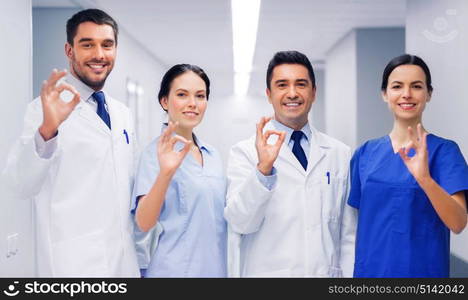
{"left": 33, "top": 0, "right": 406, "bottom": 96}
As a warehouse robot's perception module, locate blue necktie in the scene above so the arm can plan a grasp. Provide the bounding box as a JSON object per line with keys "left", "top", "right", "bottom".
{"left": 92, "top": 91, "right": 111, "bottom": 129}
{"left": 291, "top": 131, "right": 308, "bottom": 170}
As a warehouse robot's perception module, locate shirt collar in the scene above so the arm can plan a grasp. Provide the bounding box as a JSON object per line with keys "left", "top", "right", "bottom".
{"left": 64, "top": 73, "right": 103, "bottom": 102}
{"left": 271, "top": 119, "right": 311, "bottom": 144}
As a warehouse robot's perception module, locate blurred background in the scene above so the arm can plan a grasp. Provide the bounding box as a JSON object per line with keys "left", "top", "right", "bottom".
{"left": 1, "top": 0, "right": 467, "bottom": 276}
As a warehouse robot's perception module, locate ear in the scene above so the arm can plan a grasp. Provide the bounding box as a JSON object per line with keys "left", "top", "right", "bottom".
{"left": 311, "top": 86, "right": 317, "bottom": 104}
{"left": 65, "top": 42, "right": 73, "bottom": 59}
{"left": 381, "top": 90, "right": 388, "bottom": 103}
{"left": 160, "top": 96, "right": 169, "bottom": 111}
{"left": 266, "top": 88, "right": 272, "bottom": 104}
{"left": 426, "top": 90, "right": 432, "bottom": 103}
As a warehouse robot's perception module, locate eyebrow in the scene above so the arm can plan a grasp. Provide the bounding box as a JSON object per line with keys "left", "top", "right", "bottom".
{"left": 77, "top": 38, "right": 115, "bottom": 44}
{"left": 175, "top": 89, "right": 206, "bottom": 93}
{"left": 274, "top": 79, "right": 309, "bottom": 84}
{"left": 390, "top": 80, "right": 424, "bottom": 84}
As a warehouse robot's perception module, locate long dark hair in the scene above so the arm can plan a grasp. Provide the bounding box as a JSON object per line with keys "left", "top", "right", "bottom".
{"left": 157, "top": 64, "right": 210, "bottom": 111}
{"left": 381, "top": 54, "right": 433, "bottom": 93}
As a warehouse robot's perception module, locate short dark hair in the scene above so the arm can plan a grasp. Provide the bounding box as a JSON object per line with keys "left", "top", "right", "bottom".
{"left": 266, "top": 50, "right": 316, "bottom": 89}
{"left": 66, "top": 9, "right": 119, "bottom": 45}
{"left": 381, "top": 54, "right": 433, "bottom": 92}
{"left": 157, "top": 64, "right": 211, "bottom": 111}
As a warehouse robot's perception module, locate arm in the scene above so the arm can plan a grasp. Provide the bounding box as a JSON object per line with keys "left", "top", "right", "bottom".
{"left": 224, "top": 116, "right": 285, "bottom": 234}
{"left": 2, "top": 69, "right": 80, "bottom": 197}
{"left": 399, "top": 124, "right": 467, "bottom": 233}
{"left": 135, "top": 122, "right": 191, "bottom": 232}
{"left": 339, "top": 165, "right": 357, "bottom": 277}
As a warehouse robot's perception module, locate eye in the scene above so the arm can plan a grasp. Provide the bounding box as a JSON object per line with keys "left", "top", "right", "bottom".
{"left": 277, "top": 83, "right": 287, "bottom": 88}
{"left": 197, "top": 94, "right": 206, "bottom": 99}
{"left": 297, "top": 82, "right": 307, "bottom": 88}
{"left": 413, "top": 85, "right": 423, "bottom": 89}
{"left": 391, "top": 85, "right": 401, "bottom": 89}
{"left": 82, "top": 43, "right": 92, "bottom": 48}
{"left": 103, "top": 42, "right": 114, "bottom": 48}
{"left": 176, "top": 92, "right": 186, "bottom": 97}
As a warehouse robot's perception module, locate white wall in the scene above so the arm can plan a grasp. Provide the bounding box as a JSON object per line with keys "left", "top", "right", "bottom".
{"left": 325, "top": 31, "right": 357, "bottom": 148}
{"left": 0, "top": 0, "right": 34, "bottom": 276}
{"left": 406, "top": 0, "right": 468, "bottom": 262}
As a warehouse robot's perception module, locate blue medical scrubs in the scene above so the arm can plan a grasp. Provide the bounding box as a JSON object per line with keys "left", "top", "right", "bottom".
{"left": 348, "top": 134, "right": 468, "bottom": 277}
{"left": 132, "top": 134, "right": 227, "bottom": 277}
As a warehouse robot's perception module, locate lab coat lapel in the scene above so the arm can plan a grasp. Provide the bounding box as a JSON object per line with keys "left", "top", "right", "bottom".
{"left": 279, "top": 142, "right": 306, "bottom": 175}
{"left": 305, "top": 127, "right": 327, "bottom": 176}
{"left": 77, "top": 99, "right": 112, "bottom": 135}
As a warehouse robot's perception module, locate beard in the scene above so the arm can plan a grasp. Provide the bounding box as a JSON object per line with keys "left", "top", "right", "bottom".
{"left": 71, "top": 59, "right": 113, "bottom": 91}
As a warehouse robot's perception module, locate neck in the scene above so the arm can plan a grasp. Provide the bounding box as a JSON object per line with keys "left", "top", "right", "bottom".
{"left": 389, "top": 117, "right": 426, "bottom": 145}
{"left": 174, "top": 125, "right": 193, "bottom": 141}
{"left": 276, "top": 116, "right": 307, "bottom": 131}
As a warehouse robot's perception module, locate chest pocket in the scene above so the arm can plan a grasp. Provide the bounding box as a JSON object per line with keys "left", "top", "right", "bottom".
{"left": 392, "top": 186, "right": 437, "bottom": 237}
{"left": 319, "top": 173, "right": 346, "bottom": 223}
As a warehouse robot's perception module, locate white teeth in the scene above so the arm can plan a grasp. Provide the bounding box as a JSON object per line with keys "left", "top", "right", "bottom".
{"left": 285, "top": 103, "right": 300, "bottom": 107}
{"left": 399, "top": 103, "right": 415, "bottom": 108}
{"left": 89, "top": 64, "right": 104, "bottom": 69}
{"left": 184, "top": 112, "right": 197, "bottom": 116}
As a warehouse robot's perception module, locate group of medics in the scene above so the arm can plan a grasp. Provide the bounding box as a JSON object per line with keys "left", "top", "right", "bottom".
{"left": 3, "top": 8, "right": 468, "bottom": 278}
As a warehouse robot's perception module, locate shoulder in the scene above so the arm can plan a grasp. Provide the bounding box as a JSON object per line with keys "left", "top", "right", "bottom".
{"left": 318, "top": 131, "right": 350, "bottom": 151}
{"left": 315, "top": 131, "right": 351, "bottom": 161}
{"left": 428, "top": 134, "right": 465, "bottom": 158}
{"left": 230, "top": 134, "right": 256, "bottom": 153}
{"left": 354, "top": 136, "right": 387, "bottom": 156}
{"left": 106, "top": 95, "right": 130, "bottom": 112}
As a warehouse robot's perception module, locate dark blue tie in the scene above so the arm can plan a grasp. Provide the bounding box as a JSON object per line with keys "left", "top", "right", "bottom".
{"left": 291, "top": 131, "right": 308, "bottom": 170}
{"left": 92, "top": 91, "right": 111, "bottom": 129}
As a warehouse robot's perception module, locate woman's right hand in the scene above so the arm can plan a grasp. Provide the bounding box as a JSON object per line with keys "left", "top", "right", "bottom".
{"left": 157, "top": 121, "right": 192, "bottom": 175}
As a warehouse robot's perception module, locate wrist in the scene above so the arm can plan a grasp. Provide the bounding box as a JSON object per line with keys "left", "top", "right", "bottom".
{"left": 257, "top": 162, "right": 273, "bottom": 176}
{"left": 39, "top": 124, "right": 58, "bottom": 141}
{"left": 159, "top": 168, "right": 177, "bottom": 178}
{"left": 416, "top": 175, "right": 434, "bottom": 188}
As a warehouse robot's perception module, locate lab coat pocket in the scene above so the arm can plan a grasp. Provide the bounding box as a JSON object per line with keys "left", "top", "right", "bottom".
{"left": 320, "top": 176, "right": 346, "bottom": 223}
{"left": 51, "top": 231, "right": 109, "bottom": 277}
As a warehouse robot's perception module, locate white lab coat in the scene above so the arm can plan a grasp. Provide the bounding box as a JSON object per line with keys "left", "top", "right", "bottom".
{"left": 3, "top": 90, "right": 140, "bottom": 277}
{"left": 224, "top": 121, "right": 357, "bottom": 277}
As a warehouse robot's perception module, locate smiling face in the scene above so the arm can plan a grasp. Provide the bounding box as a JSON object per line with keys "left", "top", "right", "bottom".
{"left": 65, "top": 21, "right": 116, "bottom": 91}
{"left": 161, "top": 71, "right": 208, "bottom": 131}
{"left": 266, "top": 63, "right": 316, "bottom": 130}
{"left": 382, "top": 64, "right": 431, "bottom": 122}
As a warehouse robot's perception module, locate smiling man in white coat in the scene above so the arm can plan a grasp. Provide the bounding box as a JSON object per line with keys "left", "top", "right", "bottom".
{"left": 224, "top": 50, "right": 357, "bottom": 277}
{"left": 3, "top": 9, "right": 139, "bottom": 277}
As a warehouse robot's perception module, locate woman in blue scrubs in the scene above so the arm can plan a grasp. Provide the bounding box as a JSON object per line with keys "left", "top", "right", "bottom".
{"left": 132, "top": 64, "right": 226, "bottom": 277}
{"left": 348, "top": 54, "right": 468, "bottom": 277}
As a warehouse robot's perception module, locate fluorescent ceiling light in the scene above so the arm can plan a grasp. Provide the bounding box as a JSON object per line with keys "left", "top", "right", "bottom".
{"left": 231, "top": 0, "right": 261, "bottom": 96}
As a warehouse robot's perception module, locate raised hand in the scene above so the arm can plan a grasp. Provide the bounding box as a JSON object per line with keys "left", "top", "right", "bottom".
{"left": 157, "top": 121, "right": 192, "bottom": 175}
{"left": 39, "top": 69, "right": 81, "bottom": 141}
{"left": 398, "top": 123, "right": 431, "bottom": 182}
{"left": 255, "top": 116, "right": 286, "bottom": 176}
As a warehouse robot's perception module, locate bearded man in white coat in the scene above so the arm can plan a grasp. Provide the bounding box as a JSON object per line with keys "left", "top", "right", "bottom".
{"left": 3, "top": 9, "right": 139, "bottom": 277}
{"left": 224, "top": 51, "right": 357, "bottom": 277}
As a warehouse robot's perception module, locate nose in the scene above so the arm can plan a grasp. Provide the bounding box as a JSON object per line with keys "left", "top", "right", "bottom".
{"left": 286, "top": 85, "right": 298, "bottom": 100}
{"left": 402, "top": 86, "right": 412, "bottom": 99}
{"left": 93, "top": 45, "right": 105, "bottom": 60}
{"left": 187, "top": 95, "right": 196, "bottom": 108}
